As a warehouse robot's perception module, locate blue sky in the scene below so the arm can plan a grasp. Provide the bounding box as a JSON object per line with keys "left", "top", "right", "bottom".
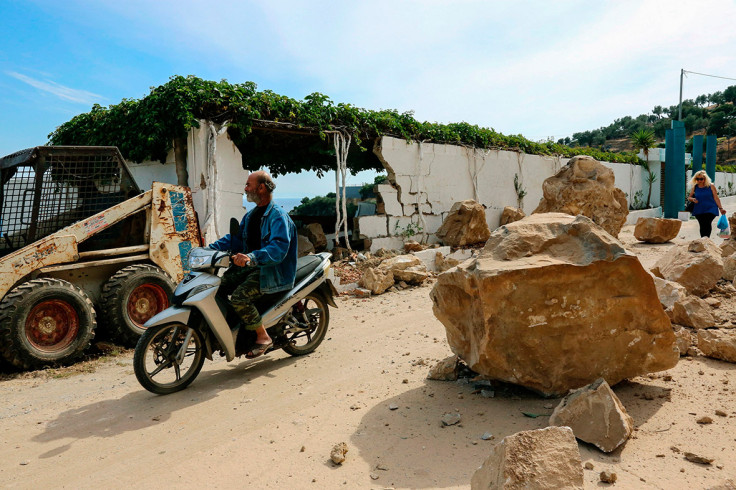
{"left": 2, "top": 0, "right": 735, "bottom": 197}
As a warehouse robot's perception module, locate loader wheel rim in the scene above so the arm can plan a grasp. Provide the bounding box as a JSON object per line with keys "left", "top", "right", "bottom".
{"left": 25, "top": 300, "right": 80, "bottom": 352}
{"left": 127, "top": 283, "right": 169, "bottom": 327}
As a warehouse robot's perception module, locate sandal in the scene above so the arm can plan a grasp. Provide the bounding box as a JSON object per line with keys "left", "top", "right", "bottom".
{"left": 246, "top": 341, "right": 273, "bottom": 359}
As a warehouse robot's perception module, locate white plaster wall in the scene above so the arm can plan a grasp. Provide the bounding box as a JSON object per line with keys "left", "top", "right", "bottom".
{"left": 186, "top": 121, "right": 248, "bottom": 244}
{"left": 126, "top": 158, "right": 178, "bottom": 190}
{"left": 124, "top": 120, "right": 248, "bottom": 245}
{"left": 367, "top": 136, "right": 676, "bottom": 242}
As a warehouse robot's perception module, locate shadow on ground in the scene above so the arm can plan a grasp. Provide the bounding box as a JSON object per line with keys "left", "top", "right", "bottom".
{"left": 30, "top": 354, "right": 299, "bottom": 458}
{"left": 351, "top": 376, "right": 670, "bottom": 489}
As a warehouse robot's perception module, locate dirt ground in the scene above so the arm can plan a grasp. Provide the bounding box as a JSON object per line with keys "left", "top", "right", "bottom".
{"left": 2, "top": 210, "right": 736, "bottom": 489}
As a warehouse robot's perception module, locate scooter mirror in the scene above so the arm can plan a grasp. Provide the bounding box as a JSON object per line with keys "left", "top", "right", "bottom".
{"left": 230, "top": 217, "right": 240, "bottom": 238}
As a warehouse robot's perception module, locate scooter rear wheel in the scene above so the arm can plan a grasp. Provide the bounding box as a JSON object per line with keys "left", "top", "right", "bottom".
{"left": 134, "top": 323, "right": 205, "bottom": 395}
{"left": 282, "top": 293, "right": 329, "bottom": 356}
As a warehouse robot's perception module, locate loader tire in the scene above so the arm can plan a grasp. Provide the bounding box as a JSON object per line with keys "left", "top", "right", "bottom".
{"left": 0, "top": 278, "right": 96, "bottom": 370}
{"left": 101, "top": 264, "right": 175, "bottom": 346}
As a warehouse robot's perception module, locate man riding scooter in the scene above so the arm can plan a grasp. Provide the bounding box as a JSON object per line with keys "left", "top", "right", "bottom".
{"left": 208, "top": 170, "right": 298, "bottom": 358}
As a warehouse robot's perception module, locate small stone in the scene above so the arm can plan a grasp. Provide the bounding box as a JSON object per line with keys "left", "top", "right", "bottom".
{"left": 388, "top": 404, "right": 399, "bottom": 411}
{"left": 441, "top": 412, "right": 461, "bottom": 426}
{"left": 716, "top": 410, "right": 727, "bottom": 417}
{"left": 19, "top": 460, "right": 30, "bottom": 466}
{"left": 369, "top": 473, "right": 379, "bottom": 480}
{"left": 480, "top": 389, "right": 495, "bottom": 398}
{"left": 684, "top": 452, "right": 714, "bottom": 465}
{"left": 330, "top": 442, "right": 348, "bottom": 465}
{"left": 480, "top": 432, "right": 494, "bottom": 440}
{"left": 402, "top": 379, "right": 408, "bottom": 384}
{"left": 599, "top": 471, "right": 617, "bottom": 483}
{"left": 584, "top": 462, "right": 594, "bottom": 470}
{"left": 300, "top": 446, "right": 305, "bottom": 452}
{"left": 375, "top": 464, "right": 389, "bottom": 471}
{"left": 697, "top": 416, "right": 713, "bottom": 424}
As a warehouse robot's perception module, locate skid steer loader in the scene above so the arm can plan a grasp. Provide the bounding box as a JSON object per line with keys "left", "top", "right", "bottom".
{"left": 0, "top": 146, "right": 201, "bottom": 370}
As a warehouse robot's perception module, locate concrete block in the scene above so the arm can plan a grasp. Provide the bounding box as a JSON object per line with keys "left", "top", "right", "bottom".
{"left": 412, "top": 246, "right": 451, "bottom": 272}
{"left": 378, "top": 185, "right": 404, "bottom": 216}
{"left": 388, "top": 216, "right": 414, "bottom": 236}
{"left": 369, "top": 236, "right": 404, "bottom": 253}
{"left": 357, "top": 215, "right": 388, "bottom": 238}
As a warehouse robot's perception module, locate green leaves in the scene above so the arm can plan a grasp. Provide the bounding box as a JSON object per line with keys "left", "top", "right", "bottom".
{"left": 49, "top": 75, "right": 641, "bottom": 175}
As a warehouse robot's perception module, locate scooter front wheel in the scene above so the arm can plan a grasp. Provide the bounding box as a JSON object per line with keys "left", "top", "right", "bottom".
{"left": 134, "top": 323, "right": 205, "bottom": 395}
{"left": 282, "top": 293, "right": 329, "bottom": 356}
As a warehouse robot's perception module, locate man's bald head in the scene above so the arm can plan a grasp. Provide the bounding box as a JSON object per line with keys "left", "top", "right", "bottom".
{"left": 245, "top": 170, "right": 275, "bottom": 206}
{"left": 250, "top": 170, "right": 276, "bottom": 193}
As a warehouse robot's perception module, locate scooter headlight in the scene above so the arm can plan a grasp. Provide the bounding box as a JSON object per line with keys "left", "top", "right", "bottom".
{"left": 188, "top": 248, "right": 217, "bottom": 270}
{"left": 189, "top": 253, "right": 210, "bottom": 269}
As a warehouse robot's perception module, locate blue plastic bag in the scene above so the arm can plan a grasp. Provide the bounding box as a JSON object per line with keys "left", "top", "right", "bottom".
{"left": 717, "top": 214, "right": 728, "bottom": 230}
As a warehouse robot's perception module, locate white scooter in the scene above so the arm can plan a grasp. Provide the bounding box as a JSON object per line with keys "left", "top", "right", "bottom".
{"left": 133, "top": 224, "right": 337, "bottom": 395}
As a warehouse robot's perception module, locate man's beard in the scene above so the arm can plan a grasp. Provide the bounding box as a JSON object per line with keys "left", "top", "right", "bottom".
{"left": 246, "top": 191, "right": 261, "bottom": 205}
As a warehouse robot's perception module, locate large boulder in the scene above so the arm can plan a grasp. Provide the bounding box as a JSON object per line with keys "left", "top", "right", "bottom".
{"left": 532, "top": 155, "right": 628, "bottom": 238}
{"left": 430, "top": 213, "right": 678, "bottom": 396}
{"left": 500, "top": 206, "right": 525, "bottom": 226}
{"left": 549, "top": 378, "right": 633, "bottom": 453}
{"left": 698, "top": 329, "right": 736, "bottom": 363}
{"left": 651, "top": 238, "right": 724, "bottom": 297}
{"left": 673, "top": 326, "right": 694, "bottom": 355}
{"left": 470, "top": 426, "right": 584, "bottom": 490}
{"left": 303, "top": 223, "right": 327, "bottom": 251}
{"left": 297, "top": 235, "right": 315, "bottom": 257}
{"left": 435, "top": 200, "right": 491, "bottom": 247}
{"left": 359, "top": 267, "right": 394, "bottom": 295}
{"left": 671, "top": 296, "right": 715, "bottom": 330}
{"left": 634, "top": 217, "right": 682, "bottom": 243}
{"left": 723, "top": 254, "right": 736, "bottom": 281}
{"left": 652, "top": 276, "right": 687, "bottom": 319}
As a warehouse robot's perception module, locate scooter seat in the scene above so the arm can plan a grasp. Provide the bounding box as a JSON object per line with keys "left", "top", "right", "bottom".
{"left": 295, "top": 254, "right": 322, "bottom": 283}
{"left": 253, "top": 254, "right": 324, "bottom": 312}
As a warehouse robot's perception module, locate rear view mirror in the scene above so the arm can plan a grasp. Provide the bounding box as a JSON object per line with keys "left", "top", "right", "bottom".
{"left": 230, "top": 218, "right": 240, "bottom": 238}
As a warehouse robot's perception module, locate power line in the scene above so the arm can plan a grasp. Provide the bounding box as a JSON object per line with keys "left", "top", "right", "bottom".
{"left": 679, "top": 68, "right": 736, "bottom": 120}
{"left": 683, "top": 70, "right": 736, "bottom": 82}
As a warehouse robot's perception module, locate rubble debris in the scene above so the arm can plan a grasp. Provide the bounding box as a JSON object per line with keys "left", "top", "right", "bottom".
{"left": 470, "top": 426, "right": 584, "bottom": 489}
{"left": 549, "top": 378, "right": 633, "bottom": 453}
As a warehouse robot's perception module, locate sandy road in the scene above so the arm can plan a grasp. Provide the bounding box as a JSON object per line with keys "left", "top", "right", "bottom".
{"left": 2, "top": 208, "right": 736, "bottom": 489}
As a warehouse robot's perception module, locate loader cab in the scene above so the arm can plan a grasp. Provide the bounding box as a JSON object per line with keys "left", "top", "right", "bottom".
{"left": 0, "top": 146, "right": 142, "bottom": 258}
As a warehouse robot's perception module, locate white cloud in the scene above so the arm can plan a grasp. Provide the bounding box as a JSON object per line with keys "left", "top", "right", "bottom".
{"left": 15, "top": 0, "right": 736, "bottom": 140}
{"left": 6, "top": 71, "right": 104, "bottom": 105}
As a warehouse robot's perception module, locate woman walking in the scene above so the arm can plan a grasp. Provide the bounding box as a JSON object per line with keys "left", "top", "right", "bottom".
{"left": 687, "top": 170, "right": 726, "bottom": 238}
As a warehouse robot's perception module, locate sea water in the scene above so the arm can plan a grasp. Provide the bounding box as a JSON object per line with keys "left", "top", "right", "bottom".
{"left": 242, "top": 197, "right": 304, "bottom": 213}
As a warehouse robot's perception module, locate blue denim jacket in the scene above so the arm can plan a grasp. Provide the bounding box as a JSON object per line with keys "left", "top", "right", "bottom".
{"left": 209, "top": 201, "right": 298, "bottom": 294}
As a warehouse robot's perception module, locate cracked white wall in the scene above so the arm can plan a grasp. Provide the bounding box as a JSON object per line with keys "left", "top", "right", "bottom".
{"left": 362, "top": 136, "right": 665, "bottom": 247}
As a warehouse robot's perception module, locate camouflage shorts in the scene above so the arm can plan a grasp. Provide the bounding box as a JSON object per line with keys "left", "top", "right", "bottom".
{"left": 219, "top": 266, "right": 263, "bottom": 330}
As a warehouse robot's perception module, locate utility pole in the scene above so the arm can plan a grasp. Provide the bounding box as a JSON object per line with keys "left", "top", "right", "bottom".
{"left": 678, "top": 68, "right": 684, "bottom": 121}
